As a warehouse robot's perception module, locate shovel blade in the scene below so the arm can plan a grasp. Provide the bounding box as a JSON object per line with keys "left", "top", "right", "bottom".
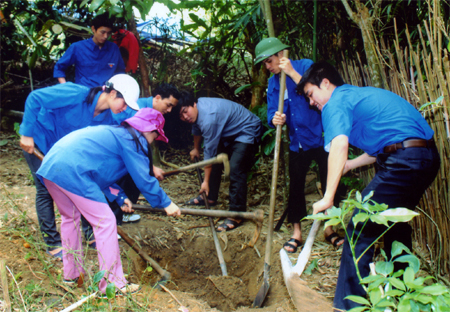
{"left": 252, "top": 279, "right": 269, "bottom": 308}
{"left": 285, "top": 274, "right": 333, "bottom": 311}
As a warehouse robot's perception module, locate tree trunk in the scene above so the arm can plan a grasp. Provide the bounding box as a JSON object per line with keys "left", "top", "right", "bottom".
{"left": 127, "top": 13, "right": 150, "bottom": 97}
{"left": 341, "top": 0, "right": 383, "bottom": 88}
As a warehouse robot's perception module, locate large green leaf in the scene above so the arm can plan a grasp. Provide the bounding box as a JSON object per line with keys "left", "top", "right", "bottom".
{"left": 419, "top": 284, "right": 449, "bottom": 296}
{"left": 324, "top": 218, "right": 341, "bottom": 228}
{"left": 352, "top": 212, "right": 369, "bottom": 227}
{"left": 368, "top": 287, "right": 382, "bottom": 306}
{"left": 234, "top": 83, "right": 252, "bottom": 95}
{"left": 379, "top": 208, "right": 419, "bottom": 223}
{"left": 345, "top": 295, "right": 370, "bottom": 305}
{"left": 347, "top": 307, "right": 369, "bottom": 312}
{"left": 89, "top": 0, "right": 106, "bottom": 12}
{"left": 394, "top": 255, "right": 420, "bottom": 273}
{"left": 403, "top": 267, "right": 415, "bottom": 286}
{"left": 189, "top": 13, "right": 208, "bottom": 29}
{"left": 369, "top": 214, "right": 389, "bottom": 227}
{"left": 398, "top": 298, "right": 412, "bottom": 312}
{"left": 391, "top": 240, "right": 412, "bottom": 259}
{"left": 388, "top": 277, "right": 406, "bottom": 291}
{"left": 385, "top": 289, "right": 405, "bottom": 297}
{"left": 93, "top": 270, "right": 106, "bottom": 284}
{"left": 105, "top": 283, "right": 116, "bottom": 299}
{"left": 80, "top": 0, "right": 90, "bottom": 8}
{"left": 375, "top": 261, "right": 394, "bottom": 276}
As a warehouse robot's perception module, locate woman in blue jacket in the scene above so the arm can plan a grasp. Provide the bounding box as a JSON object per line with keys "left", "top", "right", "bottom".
{"left": 36, "top": 108, "right": 180, "bottom": 295}
{"left": 19, "top": 74, "right": 139, "bottom": 260}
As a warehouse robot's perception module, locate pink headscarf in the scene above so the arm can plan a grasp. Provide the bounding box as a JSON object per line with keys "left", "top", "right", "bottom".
{"left": 123, "top": 108, "right": 168, "bottom": 143}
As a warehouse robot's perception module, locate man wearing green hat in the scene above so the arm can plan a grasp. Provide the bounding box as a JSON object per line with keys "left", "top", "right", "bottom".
{"left": 254, "top": 37, "right": 345, "bottom": 253}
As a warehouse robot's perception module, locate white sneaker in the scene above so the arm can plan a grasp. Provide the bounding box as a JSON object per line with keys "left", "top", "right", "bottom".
{"left": 123, "top": 214, "right": 141, "bottom": 223}
{"left": 117, "top": 234, "right": 122, "bottom": 240}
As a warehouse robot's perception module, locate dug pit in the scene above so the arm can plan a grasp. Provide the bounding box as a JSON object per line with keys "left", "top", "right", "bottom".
{"left": 122, "top": 214, "right": 275, "bottom": 311}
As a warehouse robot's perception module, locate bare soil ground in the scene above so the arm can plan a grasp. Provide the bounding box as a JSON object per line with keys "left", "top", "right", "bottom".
{"left": 0, "top": 130, "right": 344, "bottom": 311}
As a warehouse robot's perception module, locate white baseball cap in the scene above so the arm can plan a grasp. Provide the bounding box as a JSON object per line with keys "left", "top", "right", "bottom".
{"left": 106, "top": 74, "right": 140, "bottom": 110}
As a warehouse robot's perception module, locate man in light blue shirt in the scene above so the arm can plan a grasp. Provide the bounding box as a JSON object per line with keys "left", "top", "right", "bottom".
{"left": 54, "top": 13, "right": 125, "bottom": 87}
{"left": 178, "top": 93, "right": 262, "bottom": 231}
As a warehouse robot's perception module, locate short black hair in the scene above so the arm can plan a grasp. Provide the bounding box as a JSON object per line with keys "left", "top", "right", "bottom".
{"left": 92, "top": 12, "right": 114, "bottom": 30}
{"left": 297, "top": 61, "right": 345, "bottom": 96}
{"left": 152, "top": 83, "right": 181, "bottom": 100}
{"left": 173, "top": 90, "right": 198, "bottom": 116}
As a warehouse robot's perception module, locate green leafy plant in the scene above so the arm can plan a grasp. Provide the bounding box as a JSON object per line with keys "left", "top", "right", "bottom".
{"left": 89, "top": 270, "right": 116, "bottom": 300}
{"left": 307, "top": 191, "right": 450, "bottom": 311}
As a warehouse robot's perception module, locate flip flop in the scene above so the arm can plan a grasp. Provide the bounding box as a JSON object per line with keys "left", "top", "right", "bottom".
{"left": 283, "top": 238, "right": 302, "bottom": 253}
{"left": 185, "top": 195, "right": 217, "bottom": 206}
{"left": 325, "top": 232, "right": 344, "bottom": 248}
{"left": 46, "top": 248, "right": 63, "bottom": 261}
{"left": 88, "top": 241, "right": 97, "bottom": 250}
{"left": 216, "top": 218, "right": 242, "bottom": 232}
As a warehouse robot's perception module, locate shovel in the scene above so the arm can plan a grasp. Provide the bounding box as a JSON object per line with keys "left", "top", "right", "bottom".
{"left": 252, "top": 49, "right": 289, "bottom": 308}
{"left": 194, "top": 156, "right": 227, "bottom": 276}
{"left": 280, "top": 219, "right": 332, "bottom": 311}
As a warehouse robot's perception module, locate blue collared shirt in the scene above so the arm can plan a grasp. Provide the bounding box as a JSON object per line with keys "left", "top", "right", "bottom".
{"left": 19, "top": 82, "right": 119, "bottom": 154}
{"left": 267, "top": 59, "right": 323, "bottom": 152}
{"left": 37, "top": 125, "right": 171, "bottom": 208}
{"left": 322, "top": 84, "right": 434, "bottom": 156}
{"left": 53, "top": 38, "right": 125, "bottom": 87}
{"left": 192, "top": 98, "right": 262, "bottom": 160}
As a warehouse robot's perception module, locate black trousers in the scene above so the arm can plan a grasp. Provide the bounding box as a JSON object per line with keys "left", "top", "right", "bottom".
{"left": 287, "top": 146, "right": 345, "bottom": 224}
{"left": 207, "top": 141, "right": 258, "bottom": 212}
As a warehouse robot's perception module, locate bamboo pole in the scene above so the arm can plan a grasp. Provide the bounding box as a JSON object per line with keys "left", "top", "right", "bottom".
{"left": 0, "top": 259, "right": 11, "bottom": 312}
{"left": 340, "top": 14, "right": 450, "bottom": 272}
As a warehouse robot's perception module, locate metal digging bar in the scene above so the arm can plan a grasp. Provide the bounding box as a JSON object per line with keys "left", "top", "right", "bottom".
{"left": 194, "top": 156, "right": 227, "bottom": 276}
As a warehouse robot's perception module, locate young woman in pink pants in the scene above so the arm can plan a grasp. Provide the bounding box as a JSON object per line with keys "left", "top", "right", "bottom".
{"left": 36, "top": 108, "right": 180, "bottom": 295}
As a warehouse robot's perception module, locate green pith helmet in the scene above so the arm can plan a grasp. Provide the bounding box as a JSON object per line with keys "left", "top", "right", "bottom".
{"left": 254, "top": 37, "right": 290, "bottom": 65}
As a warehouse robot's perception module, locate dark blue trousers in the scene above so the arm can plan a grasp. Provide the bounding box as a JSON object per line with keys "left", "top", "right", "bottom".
{"left": 23, "top": 149, "right": 94, "bottom": 248}
{"left": 333, "top": 146, "right": 440, "bottom": 310}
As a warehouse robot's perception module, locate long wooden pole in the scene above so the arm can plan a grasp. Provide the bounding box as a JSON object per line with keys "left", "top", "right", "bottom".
{"left": 253, "top": 50, "right": 288, "bottom": 308}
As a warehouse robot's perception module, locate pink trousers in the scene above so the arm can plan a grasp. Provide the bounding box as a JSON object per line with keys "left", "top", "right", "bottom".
{"left": 43, "top": 178, "right": 127, "bottom": 292}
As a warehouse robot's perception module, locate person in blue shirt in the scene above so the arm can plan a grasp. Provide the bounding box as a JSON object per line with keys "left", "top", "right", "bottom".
{"left": 113, "top": 83, "right": 181, "bottom": 127}
{"left": 19, "top": 74, "right": 140, "bottom": 261}
{"left": 178, "top": 93, "right": 262, "bottom": 231}
{"left": 53, "top": 12, "right": 125, "bottom": 87}
{"left": 36, "top": 108, "right": 181, "bottom": 296}
{"left": 297, "top": 61, "right": 440, "bottom": 311}
{"left": 254, "top": 37, "right": 345, "bottom": 253}
{"left": 110, "top": 83, "right": 181, "bottom": 224}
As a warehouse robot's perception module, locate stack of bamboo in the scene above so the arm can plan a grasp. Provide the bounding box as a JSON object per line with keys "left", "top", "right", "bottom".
{"left": 340, "top": 18, "right": 450, "bottom": 274}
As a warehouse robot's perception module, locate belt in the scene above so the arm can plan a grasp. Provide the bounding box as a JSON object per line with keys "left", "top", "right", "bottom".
{"left": 383, "top": 139, "right": 435, "bottom": 153}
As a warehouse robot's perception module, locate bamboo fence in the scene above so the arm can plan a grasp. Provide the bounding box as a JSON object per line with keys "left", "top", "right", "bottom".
{"left": 340, "top": 18, "right": 450, "bottom": 274}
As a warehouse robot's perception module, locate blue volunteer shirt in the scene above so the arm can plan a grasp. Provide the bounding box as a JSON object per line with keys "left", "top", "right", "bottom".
{"left": 19, "top": 82, "right": 118, "bottom": 154}
{"left": 267, "top": 59, "right": 323, "bottom": 152}
{"left": 37, "top": 125, "right": 171, "bottom": 208}
{"left": 322, "top": 84, "right": 434, "bottom": 156}
{"left": 112, "top": 96, "right": 153, "bottom": 124}
{"left": 192, "top": 98, "right": 262, "bottom": 160}
{"left": 53, "top": 38, "right": 125, "bottom": 88}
